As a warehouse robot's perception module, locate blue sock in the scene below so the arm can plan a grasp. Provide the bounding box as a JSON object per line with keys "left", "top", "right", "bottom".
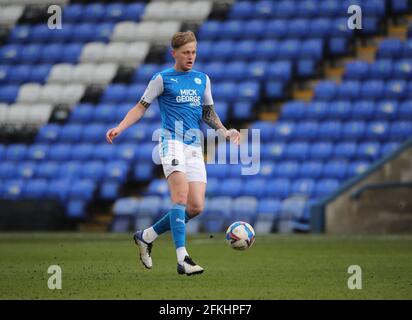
{"left": 152, "top": 210, "right": 191, "bottom": 235}
{"left": 169, "top": 203, "right": 187, "bottom": 249}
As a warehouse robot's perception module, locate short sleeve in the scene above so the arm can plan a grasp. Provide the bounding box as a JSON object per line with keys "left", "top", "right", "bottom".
{"left": 140, "top": 74, "right": 164, "bottom": 104}
{"left": 202, "top": 75, "right": 214, "bottom": 106}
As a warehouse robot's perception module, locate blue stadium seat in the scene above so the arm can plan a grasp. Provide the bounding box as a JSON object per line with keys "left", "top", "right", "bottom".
{"left": 213, "top": 81, "right": 237, "bottom": 102}
{"left": 2, "top": 179, "right": 24, "bottom": 200}
{"left": 301, "top": 39, "right": 323, "bottom": 59}
{"left": 310, "top": 18, "right": 333, "bottom": 38}
{"left": 399, "top": 101, "right": 412, "bottom": 120}
{"left": 381, "top": 142, "right": 399, "bottom": 156}
{"left": 333, "top": 142, "right": 357, "bottom": 160}
{"left": 281, "top": 101, "right": 306, "bottom": 121}
{"left": 16, "top": 161, "right": 36, "bottom": 179}
{"left": 361, "top": 80, "right": 385, "bottom": 99}
{"left": 315, "top": 81, "right": 337, "bottom": 100}
{"left": 276, "top": 161, "right": 299, "bottom": 179}
{"left": 368, "top": 59, "right": 392, "bottom": 79}
{"left": 104, "top": 161, "right": 129, "bottom": 182}
{"left": 48, "top": 144, "right": 72, "bottom": 161}
{"left": 393, "top": 60, "right": 412, "bottom": 79}
{"left": 247, "top": 61, "right": 267, "bottom": 80}
{"left": 328, "top": 101, "right": 351, "bottom": 120}
{"left": 266, "top": 178, "right": 291, "bottom": 199}
{"left": 389, "top": 121, "right": 412, "bottom": 141}
{"left": 392, "top": 0, "right": 410, "bottom": 13}
{"left": 99, "top": 181, "right": 120, "bottom": 200}
{"left": 306, "top": 102, "right": 328, "bottom": 120}
{"left": 299, "top": 161, "right": 323, "bottom": 179}
{"left": 62, "top": 43, "right": 83, "bottom": 63}
{"left": 265, "top": 81, "right": 286, "bottom": 99}
{"left": 231, "top": 197, "right": 258, "bottom": 223}
{"left": 133, "top": 162, "right": 154, "bottom": 181}
{"left": 345, "top": 61, "right": 369, "bottom": 80}
{"left": 198, "top": 21, "right": 220, "bottom": 40}
{"left": 377, "top": 39, "right": 402, "bottom": 58}
{"left": 294, "top": 121, "right": 319, "bottom": 141}
{"left": 264, "top": 20, "right": 287, "bottom": 39}
{"left": 385, "top": 80, "right": 406, "bottom": 99}
{"left": 319, "top": 0, "right": 340, "bottom": 17}
{"left": 23, "top": 179, "right": 48, "bottom": 199}
{"left": 30, "top": 64, "right": 52, "bottom": 83}
{"left": 133, "top": 64, "right": 159, "bottom": 83}
{"left": 71, "top": 144, "right": 94, "bottom": 161}
{"left": 206, "top": 178, "right": 219, "bottom": 196}
{"left": 255, "top": 1, "right": 276, "bottom": 19}
{"left": 278, "top": 40, "right": 300, "bottom": 59}
{"left": 323, "top": 160, "right": 348, "bottom": 180}
{"left": 315, "top": 179, "right": 340, "bottom": 198}
{"left": 337, "top": 81, "right": 361, "bottom": 99}
{"left": 285, "top": 142, "right": 309, "bottom": 161}
{"left": 298, "top": 0, "right": 318, "bottom": 18}
{"left": 0, "top": 65, "right": 10, "bottom": 83}
{"left": 202, "top": 196, "right": 232, "bottom": 233}
{"left": 47, "top": 179, "right": 72, "bottom": 201}
{"left": 203, "top": 62, "right": 224, "bottom": 82}
{"left": 297, "top": 59, "right": 317, "bottom": 78}
{"left": 225, "top": 61, "right": 247, "bottom": 81}
{"left": 233, "top": 40, "right": 256, "bottom": 60}
{"left": 67, "top": 200, "right": 88, "bottom": 218}
{"left": 80, "top": 161, "right": 104, "bottom": 181}
{"left": 267, "top": 61, "right": 291, "bottom": 81}
{"left": 211, "top": 41, "right": 235, "bottom": 61}
{"left": 0, "top": 162, "right": 16, "bottom": 179}
{"left": 245, "top": 20, "right": 266, "bottom": 39}
{"left": 58, "top": 161, "right": 82, "bottom": 179}
{"left": 318, "top": 121, "right": 342, "bottom": 141}
{"left": 36, "top": 161, "right": 59, "bottom": 179}
{"left": 261, "top": 143, "right": 285, "bottom": 160}
{"left": 8, "top": 25, "right": 31, "bottom": 43}
{"left": 63, "top": 4, "right": 83, "bottom": 22}
{"left": 123, "top": 3, "right": 145, "bottom": 21}
{"left": 0, "top": 85, "right": 19, "bottom": 103}
{"left": 229, "top": 2, "right": 255, "bottom": 19}
{"left": 69, "top": 179, "right": 96, "bottom": 200}
{"left": 274, "top": 1, "right": 297, "bottom": 19}
{"left": 82, "top": 124, "right": 106, "bottom": 142}
{"left": 243, "top": 178, "right": 266, "bottom": 198}
{"left": 59, "top": 124, "right": 82, "bottom": 143}
{"left": 287, "top": 19, "right": 309, "bottom": 38}
{"left": 221, "top": 20, "right": 243, "bottom": 40}
{"left": 342, "top": 121, "right": 366, "bottom": 141}
{"left": 6, "top": 144, "right": 27, "bottom": 161}
{"left": 8, "top": 65, "right": 31, "bottom": 84}
{"left": 357, "top": 142, "right": 381, "bottom": 161}
{"left": 273, "top": 121, "right": 295, "bottom": 141}
{"left": 0, "top": 145, "right": 5, "bottom": 161}
{"left": 351, "top": 101, "right": 374, "bottom": 120}
{"left": 232, "top": 101, "right": 253, "bottom": 120}
{"left": 218, "top": 178, "right": 243, "bottom": 197}
{"left": 348, "top": 161, "right": 370, "bottom": 178}
{"left": 0, "top": 45, "right": 21, "bottom": 63}
{"left": 137, "top": 196, "right": 163, "bottom": 217}
{"left": 309, "top": 142, "right": 333, "bottom": 160}
{"left": 365, "top": 121, "right": 390, "bottom": 141}
{"left": 27, "top": 144, "right": 49, "bottom": 161}
{"left": 375, "top": 101, "right": 398, "bottom": 120}
{"left": 70, "top": 104, "right": 95, "bottom": 123}
{"left": 84, "top": 3, "right": 106, "bottom": 22}
{"left": 72, "top": 23, "right": 95, "bottom": 42}
{"left": 291, "top": 178, "right": 315, "bottom": 198}
{"left": 102, "top": 84, "right": 128, "bottom": 103}
{"left": 147, "top": 179, "right": 169, "bottom": 196}
{"left": 104, "top": 3, "right": 127, "bottom": 22}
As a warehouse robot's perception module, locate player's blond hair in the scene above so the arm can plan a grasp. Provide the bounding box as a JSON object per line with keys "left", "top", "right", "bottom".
{"left": 171, "top": 31, "right": 197, "bottom": 49}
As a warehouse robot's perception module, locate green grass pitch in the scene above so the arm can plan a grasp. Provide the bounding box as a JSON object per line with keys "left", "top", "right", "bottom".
{"left": 0, "top": 233, "right": 411, "bottom": 299}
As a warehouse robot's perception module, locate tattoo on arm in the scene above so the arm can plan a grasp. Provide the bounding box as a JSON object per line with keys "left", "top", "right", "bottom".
{"left": 202, "top": 104, "right": 226, "bottom": 131}
{"left": 139, "top": 99, "right": 151, "bottom": 109}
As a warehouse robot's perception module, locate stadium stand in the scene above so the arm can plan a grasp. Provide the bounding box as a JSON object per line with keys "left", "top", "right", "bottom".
{"left": 0, "top": 0, "right": 411, "bottom": 233}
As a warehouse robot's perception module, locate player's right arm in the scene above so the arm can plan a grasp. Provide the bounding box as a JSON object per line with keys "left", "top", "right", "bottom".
{"left": 106, "top": 74, "right": 163, "bottom": 144}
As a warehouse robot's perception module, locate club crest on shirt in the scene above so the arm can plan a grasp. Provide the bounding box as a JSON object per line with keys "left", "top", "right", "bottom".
{"left": 194, "top": 77, "right": 202, "bottom": 85}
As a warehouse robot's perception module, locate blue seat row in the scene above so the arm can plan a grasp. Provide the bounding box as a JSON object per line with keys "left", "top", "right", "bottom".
{"left": 0, "top": 64, "right": 52, "bottom": 84}
{"left": 229, "top": 0, "right": 385, "bottom": 20}
{"left": 377, "top": 38, "right": 412, "bottom": 58}
{"left": 344, "top": 59, "right": 412, "bottom": 80}
{"left": 0, "top": 160, "right": 129, "bottom": 182}
{"left": 187, "top": 39, "right": 324, "bottom": 62}
{"left": 0, "top": 43, "right": 84, "bottom": 64}
{"left": 198, "top": 18, "right": 356, "bottom": 41}
{"left": 250, "top": 120, "right": 412, "bottom": 142}
{"left": 281, "top": 100, "right": 412, "bottom": 121}
{"left": 315, "top": 80, "right": 412, "bottom": 100}
{"left": 62, "top": 3, "right": 145, "bottom": 23}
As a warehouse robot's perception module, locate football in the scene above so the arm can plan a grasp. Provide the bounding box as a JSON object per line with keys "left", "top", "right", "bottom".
{"left": 226, "top": 221, "right": 255, "bottom": 250}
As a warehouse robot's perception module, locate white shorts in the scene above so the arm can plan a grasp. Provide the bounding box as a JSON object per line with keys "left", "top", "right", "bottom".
{"left": 159, "top": 139, "right": 207, "bottom": 183}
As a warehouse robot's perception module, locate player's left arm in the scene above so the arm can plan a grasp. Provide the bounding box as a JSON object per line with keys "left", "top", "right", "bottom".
{"left": 202, "top": 76, "right": 240, "bottom": 144}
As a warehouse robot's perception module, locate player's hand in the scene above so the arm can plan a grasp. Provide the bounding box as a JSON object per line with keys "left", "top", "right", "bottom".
{"left": 226, "top": 128, "right": 241, "bottom": 145}
{"left": 106, "top": 127, "right": 122, "bottom": 144}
